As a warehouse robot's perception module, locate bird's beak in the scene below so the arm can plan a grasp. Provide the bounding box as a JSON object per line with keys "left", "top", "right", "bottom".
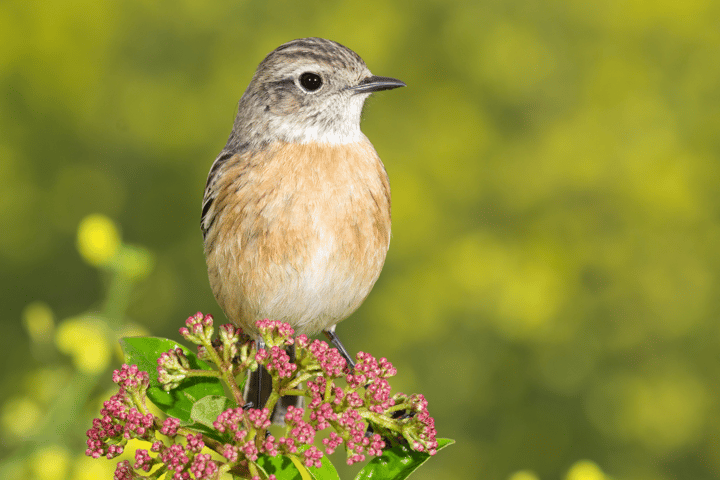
{"left": 349, "top": 75, "right": 406, "bottom": 94}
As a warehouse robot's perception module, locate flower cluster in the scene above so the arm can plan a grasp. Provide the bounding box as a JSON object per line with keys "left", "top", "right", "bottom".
{"left": 255, "top": 345, "right": 297, "bottom": 378}
{"left": 86, "top": 365, "right": 154, "bottom": 460}
{"left": 87, "top": 313, "right": 440, "bottom": 479}
{"left": 86, "top": 365, "right": 222, "bottom": 479}
{"left": 256, "top": 319, "right": 295, "bottom": 346}
{"left": 157, "top": 348, "right": 190, "bottom": 391}
{"left": 213, "top": 405, "right": 323, "bottom": 469}
{"left": 392, "top": 393, "right": 439, "bottom": 455}
{"left": 115, "top": 429, "right": 221, "bottom": 480}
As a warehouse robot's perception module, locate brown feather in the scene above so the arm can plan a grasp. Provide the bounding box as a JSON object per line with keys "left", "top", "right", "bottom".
{"left": 203, "top": 140, "right": 391, "bottom": 336}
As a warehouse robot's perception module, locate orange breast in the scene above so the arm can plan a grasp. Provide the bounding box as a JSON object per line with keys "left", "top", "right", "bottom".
{"left": 204, "top": 140, "right": 391, "bottom": 336}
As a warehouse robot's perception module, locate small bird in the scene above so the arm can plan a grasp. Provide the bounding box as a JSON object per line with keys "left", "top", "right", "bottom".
{"left": 201, "top": 37, "right": 404, "bottom": 411}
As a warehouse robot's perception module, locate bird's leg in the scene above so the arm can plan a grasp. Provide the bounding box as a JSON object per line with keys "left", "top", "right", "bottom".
{"left": 323, "top": 328, "right": 356, "bottom": 370}
{"left": 253, "top": 338, "right": 266, "bottom": 409}
{"left": 287, "top": 342, "right": 296, "bottom": 364}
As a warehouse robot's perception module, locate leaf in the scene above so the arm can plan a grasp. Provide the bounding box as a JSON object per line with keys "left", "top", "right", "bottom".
{"left": 256, "top": 454, "right": 302, "bottom": 480}
{"left": 296, "top": 446, "right": 340, "bottom": 480}
{"left": 183, "top": 395, "right": 236, "bottom": 443}
{"left": 354, "top": 438, "right": 455, "bottom": 480}
{"left": 120, "top": 336, "right": 225, "bottom": 422}
{"left": 255, "top": 449, "right": 340, "bottom": 480}
{"left": 305, "top": 454, "right": 341, "bottom": 480}
{"left": 188, "top": 420, "right": 229, "bottom": 443}
{"left": 191, "top": 395, "right": 235, "bottom": 428}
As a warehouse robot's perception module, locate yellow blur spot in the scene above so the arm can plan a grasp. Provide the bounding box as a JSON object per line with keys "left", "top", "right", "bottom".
{"left": 119, "top": 322, "right": 151, "bottom": 338}
{"left": 25, "top": 367, "right": 71, "bottom": 405}
{"left": 71, "top": 455, "right": 117, "bottom": 480}
{"left": 2, "top": 461, "right": 26, "bottom": 480}
{"left": 508, "top": 470, "right": 541, "bottom": 480}
{"left": 31, "top": 445, "right": 70, "bottom": 480}
{"left": 477, "top": 22, "right": 556, "bottom": 99}
{"left": 449, "top": 232, "right": 565, "bottom": 338}
{"left": 118, "top": 438, "right": 155, "bottom": 461}
{"left": 565, "top": 460, "right": 605, "bottom": 480}
{"left": 624, "top": 373, "right": 708, "bottom": 452}
{"left": 1, "top": 396, "right": 42, "bottom": 438}
{"left": 587, "top": 368, "right": 708, "bottom": 454}
{"left": 76, "top": 214, "right": 121, "bottom": 266}
{"left": 22, "top": 301, "right": 54, "bottom": 344}
{"left": 588, "top": 0, "right": 711, "bottom": 35}
{"left": 116, "top": 244, "right": 154, "bottom": 280}
{"left": 55, "top": 317, "right": 111, "bottom": 375}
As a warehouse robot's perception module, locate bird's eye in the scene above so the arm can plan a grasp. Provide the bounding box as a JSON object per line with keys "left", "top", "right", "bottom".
{"left": 299, "top": 72, "right": 323, "bottom": 92}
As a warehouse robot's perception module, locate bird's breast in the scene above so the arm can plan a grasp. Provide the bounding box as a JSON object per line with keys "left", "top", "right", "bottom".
{"left": 204, "top": 140, "right": 391, "bottom": 335}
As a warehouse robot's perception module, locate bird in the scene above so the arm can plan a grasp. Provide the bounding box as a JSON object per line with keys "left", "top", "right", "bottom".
{"left": 201, "top": 37, "right": 405, "bottom": 413}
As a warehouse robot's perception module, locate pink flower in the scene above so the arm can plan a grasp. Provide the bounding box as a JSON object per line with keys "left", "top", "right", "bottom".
{"left": 222, "top": 444, "right": 238, "bottom": 462}
{"left": 113, "top": 460, "right": 133, "bottom": 480}
{"left": 367, "top": 433, "right": 385, "bottom": 456}
{"left": 309, "top": 402, "right": 337, "bottom": 431}
{"left": 256, "top": 345, "right": 297, "bottom": 378}
{"left": 186, "top": 433, "right": 205, "bottom": 453}
{"left": 322, "top": 432, "right": 343, "bottom": 455}
{"left": 246, "top": 408, "right": 271, "bottom": 430}
{"left": 159, "top": 443, "right": 189, "bottom": 471}
{"left": 308, "top": 340, "right": 347, "bottom": 378}
{"left": 85, "top": 389, "right": 156, "bottom": 459}
{"left": 256, "top": 319, "right": 295, "bottom": 341}
{"left": 180, "top": 312, "right": 214, "bottom": 340}
{"left": 160, "top": 417, "right": 181, "bottom": 436}
{"left": 189, "top": 453, "right": 218, "bottom": 479}
{"left": 134, "top": 449, "right": 154, "bottom": 472}
{"left": 303, "top": 446, "right": 323, "bottom": 468}
{"left": 112, "top": 364, "right": 150, "bottom": 393}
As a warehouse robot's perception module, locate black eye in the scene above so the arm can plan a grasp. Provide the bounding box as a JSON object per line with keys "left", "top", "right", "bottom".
{"left": 299, "top": 72, "right": 323, "bottom": 92}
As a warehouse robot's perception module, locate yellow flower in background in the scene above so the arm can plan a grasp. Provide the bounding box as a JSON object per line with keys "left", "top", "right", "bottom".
{"left": 1, "top": 396, "right": 42, "bottom": 439}
{"left": 76, "top": 214, "right": 121, "bottom": 266}
{"left": 71, "top": 455, "right": 117, "bottom": 480}
{"left": 25, "top": 367, "right": 71, "bottom": 405}
{"left": 31, "top": 445, "right": 70, "bottom": 480}
{"left": 55, "top": 316, "right": 111, "bottom": 375}
{"left": 508, "top": 470, "right": 541, "bottom": 480}
{"left": 116, "top": 243, "right": 154, "bottom": 280}
{"left": 566, "top": 460, "right": 606, "bottom": 480}
{"left": 22, "top": 301, "right": 55, "bottom": 344}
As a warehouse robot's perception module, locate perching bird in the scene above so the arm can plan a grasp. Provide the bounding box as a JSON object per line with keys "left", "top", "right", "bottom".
{"left": 201, "top": 37, "right": 404, "bottom": 413}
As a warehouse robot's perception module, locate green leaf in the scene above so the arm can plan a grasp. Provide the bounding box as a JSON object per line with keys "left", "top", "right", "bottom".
{"left": 191, "top": 395, "right": 235, "bottom": 428}
{"left": 305, "top": 453, "right": 340, "bottom": 480}
{"left": 184, "top": 395, "right": 234, "bottom": 443}
{"left": 120, "top": 336, "right": 225, "bottom": 422}
{"left": 354, "top": 438, "right": 455, "bottom": 480}
{"left": 188, "top": 421, "right": 228, "bottom": 443}
{"left": 188, "top": 394, "right": 234, "bottom": 442}
{"left": 256, "top": 454, "right": 302, "bottom": 479}
{"left": 296, "top": 446, "right": 340, "bottom": 480}
{"left": 255, "top": 449, "right": 340, "bottom": 480}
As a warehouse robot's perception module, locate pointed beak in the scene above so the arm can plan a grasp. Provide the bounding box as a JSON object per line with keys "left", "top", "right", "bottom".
{"left": 349, "top": 75, "right": 406, "bottom": 94}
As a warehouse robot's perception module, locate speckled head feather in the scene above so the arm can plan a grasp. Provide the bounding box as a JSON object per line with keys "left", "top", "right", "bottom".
{"left": 261, "top": 38, "right": 367, "bottom": 73}
{"left": 223, "top": 38, "right": 397, "bottom": 150}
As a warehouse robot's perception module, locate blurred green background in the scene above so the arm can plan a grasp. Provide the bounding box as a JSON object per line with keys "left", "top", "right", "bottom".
{"left": 2, "top": 1, "right": 719, "bottom": 479}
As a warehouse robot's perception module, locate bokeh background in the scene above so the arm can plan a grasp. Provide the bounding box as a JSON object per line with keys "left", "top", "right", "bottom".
{"left": 2, "top": 1, "right": 719, "bottom": 479}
